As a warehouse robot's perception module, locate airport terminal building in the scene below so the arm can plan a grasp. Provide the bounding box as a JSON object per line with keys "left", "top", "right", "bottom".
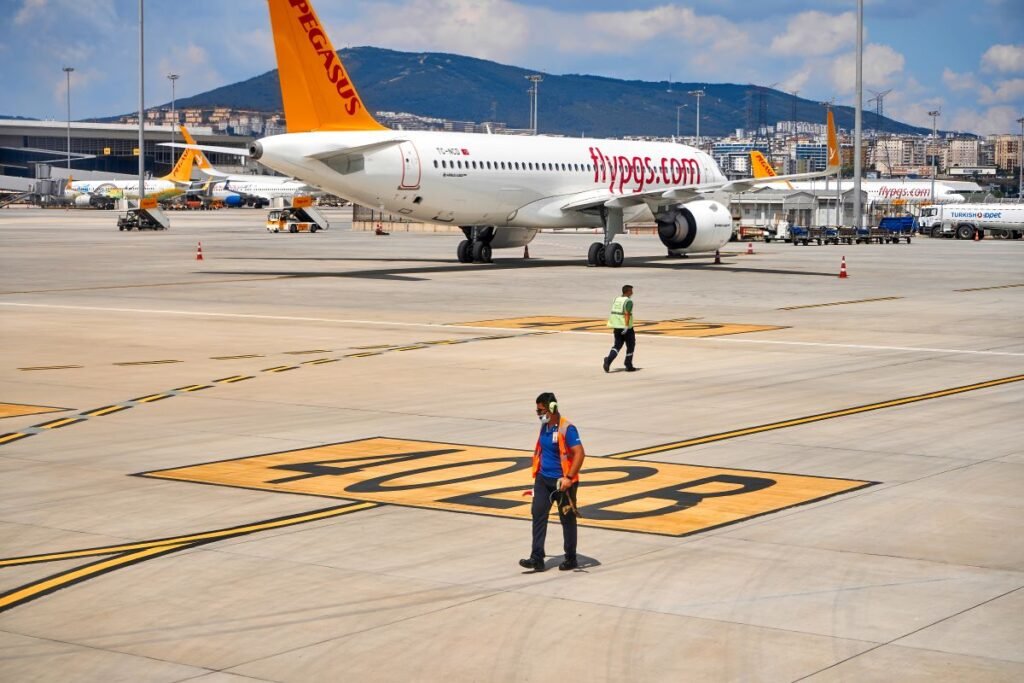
{"left": 0, "top": 119, "right": 257, "bottom": 186}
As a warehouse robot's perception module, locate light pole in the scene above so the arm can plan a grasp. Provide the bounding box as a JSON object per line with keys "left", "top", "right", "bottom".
{"left": 167, "top": 73, "right": 179, "bottom": 171}
{"left": 928, "top": 110, "right": 941, "bottom": 205}
{"left": 62, "top": 66, "right": 74, "bottom": 170}
{"left": 138, "top": 0, "right": 145, "bottom": 199}
{"left": 1017, "top": 116, "right": 1024, "bottom": 200}
{"left": 675, "top": 104, "right": 687, "bottom": 139}
{"left": 853, "top": 0, "right": 863, "bottom": 229}
{"left": 688, "top": 89, "right": 705, "bottom": 147}
{"left": 526, "top": 74, "right": 543, "bottom": 135}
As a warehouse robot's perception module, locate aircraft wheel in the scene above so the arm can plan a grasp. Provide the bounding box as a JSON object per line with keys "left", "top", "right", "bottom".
{"left": 604, "top": 243, "right": 624, "bottom": 268}
{"left": 472, "top": 241, "right": 492, "bottom": 263}
{"left": 457, "top": 239, "right": 473, "bottom": 263}
{"left": 587, "top": 241, "right": 603, "bottom": 266}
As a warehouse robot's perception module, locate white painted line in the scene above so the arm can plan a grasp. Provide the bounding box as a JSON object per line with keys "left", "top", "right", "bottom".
{"left": 3, "top": 302, "right": 1023, "bottom": 358}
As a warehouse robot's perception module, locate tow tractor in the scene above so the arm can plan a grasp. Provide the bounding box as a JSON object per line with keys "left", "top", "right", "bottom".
{"left": 117, "top": 197, "right": 170, "bottom": 231}
{"left": 266, "top": 196, "right": 329, "bottom": 233}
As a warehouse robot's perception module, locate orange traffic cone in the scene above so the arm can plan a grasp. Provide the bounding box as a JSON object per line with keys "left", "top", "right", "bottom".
{"left": 838, "top": 255, "right": 848, "bottom": 278}
{"left": 973, "top": 229, "right": 979, "bottom": 242}
{"left": 714, "top": 249, "right": 721, "bottom": 264}
{"left": 196, "top": 242, "right": 203, "bottom": 261}
{"left": 746, "top": 242, "right": 754, "bottom": 255}
{"left": 524, "top": 244, "right": 530, "bottom": 259}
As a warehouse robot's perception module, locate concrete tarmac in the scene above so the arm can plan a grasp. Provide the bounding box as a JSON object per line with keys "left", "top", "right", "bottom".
{"left": 0, "top": 207, "right": 1022, "bottom": 682}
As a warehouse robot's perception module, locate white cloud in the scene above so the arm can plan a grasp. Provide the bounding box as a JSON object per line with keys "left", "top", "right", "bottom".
{"left": 829, "top": 43, "right": 905, "bottom": 94}
{"left": 978, "top": 78, "right": 1024, "bottom": 105}
{"left": 769, "top": 11, "right": 855, "bottom": 57}
{"left": 981, "top": 44, "right": 1024, "bottom": 73}
{"left": 942, "top": 68, "right": 977, "bottom": 92}
{"left": 14, "top": 0, "right": 46, "bottom": 26}
{"left": 947, "top": 105, "right": 1021, "bottom": 136}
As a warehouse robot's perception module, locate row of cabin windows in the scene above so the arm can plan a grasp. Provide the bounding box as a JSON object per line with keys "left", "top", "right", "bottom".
{"left": 434, "top": 159, "right": 594, "bottom": 173}
{"left": 431, "top": 158, "right": 694, "bottom": 177}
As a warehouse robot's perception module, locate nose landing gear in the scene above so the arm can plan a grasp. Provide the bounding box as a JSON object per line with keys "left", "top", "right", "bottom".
{"left": 457, "top": 226, "right": 494, "bottom": 263}
{"left": 587, "top": 206, "right": 625, "bottom": 267}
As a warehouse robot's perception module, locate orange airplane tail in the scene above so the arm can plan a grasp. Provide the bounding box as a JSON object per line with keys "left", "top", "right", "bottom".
{"left": 162, "top": 143, "right": 198, "bottom": 184}
{"left": 266, "top": 0, "right": 387, "bottom": 133}
{"left": 750, "top": 151, "right": 778, "bottom": 179}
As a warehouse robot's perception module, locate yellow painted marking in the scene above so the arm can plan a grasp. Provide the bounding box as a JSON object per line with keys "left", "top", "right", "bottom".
{"left": 211, "top": 354, "right": 264, "bottom": 360}
{"left": 351, "top": 344, "right": 395, "bottom": 350}
{"left": 955, "top": 283, "right": 1024, "bottom": 292}
{"left": 0, "top": 433, "right": 30, "bottom": 445}
{"left": 143, "top": 439, "right": 869, "bottom": 537}
{"left": 113, "top": 359, "right": 183, "bottom": 366}
{"left": 302, "top": 358, "right": 339, "bottom": 365}
{"left": 263, "top": 365, "right": 298, "bottom": 373}
{"left": 394, "top": 346, "right": 425, "bottom": 351}
{"left": 779, "top": 296, "right": 903, "bottom": 311}
{"left": 0, "top": 543, "right": 189, "bottom": 613}
{"left": 17, "top": 365, "right": 82, "bottom": 371}
{"left": 174, "top": 384, "right": 212, "bottom": 392}
{"left": 609, "top": 374, "right": 1024, "bottom": 460}
{"left": 214, "top": 375, "right": 254, "bottom": 384}
{"left": 460, "top": 316, "right": 783, "bottom": 338}
{"left": 35, "top": 417, "right": 83, "bottom": 430}
{"left": 347, "top": 352, "right": 383, "bottom": 357}
{"left": 0, "top": 502, "right": 377, "bottom": 567}
{"left": 81, "top": 405, "right": 130, "bottom": 418}
{"left": 0, "top": 403, "right": 66, "bottom": 419}
{"left": 283, "top": 349, "right": 331, "bottom": 355}
{"left": 133, "top": 393, "right": 173, "bottom": 403}
{"left": 423, "top": 340, "right": 456, "bottom": 345}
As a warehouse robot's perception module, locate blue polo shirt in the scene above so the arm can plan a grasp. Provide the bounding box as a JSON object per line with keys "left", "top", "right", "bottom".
{"left": 538, "top": 422, "right": 582, "bottom": 479}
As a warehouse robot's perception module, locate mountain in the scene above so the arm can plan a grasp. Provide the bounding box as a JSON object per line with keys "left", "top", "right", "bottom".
{"left": 163, "top": 46, "right": 928, "bottom": 138}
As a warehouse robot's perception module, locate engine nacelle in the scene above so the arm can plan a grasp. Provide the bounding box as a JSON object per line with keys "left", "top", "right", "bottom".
{"left": 223, "top": 194, "right": 244, "bottom": 207}
{"left": 656, "top": 200, "right": 732, "bottom": 253}
{"left": 74, "top": 195, "right": 94, "bottom": 208}
{"left": 487, "top": 227, "right": 539, "bottom": 249}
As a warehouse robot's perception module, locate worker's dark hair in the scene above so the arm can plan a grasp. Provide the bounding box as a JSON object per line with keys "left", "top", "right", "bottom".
{"left": 536, "top": 392, "right": 557, "bottom": 410}
{"left": 622, "top": 284, "right": 633, "bottom": 294}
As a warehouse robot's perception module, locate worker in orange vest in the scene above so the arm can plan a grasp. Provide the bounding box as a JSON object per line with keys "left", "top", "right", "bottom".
{"left": 520, "top": 392, "right": 586, "bottom": 572}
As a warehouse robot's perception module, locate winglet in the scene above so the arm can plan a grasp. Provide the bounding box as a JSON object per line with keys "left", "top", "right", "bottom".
{"left": 826, "top": 109, "right": 840, "bottom": 174}
{"left": 750, "top": 151, "right": 777, "bottom": 179}
{"left": 266, "top": 0, "right": 387, "bottom": 133}
{"left": 180, "top": 126, "right": 227, "bottom": 178}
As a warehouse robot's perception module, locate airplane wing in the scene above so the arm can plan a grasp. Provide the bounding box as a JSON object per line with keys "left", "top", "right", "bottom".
{"left": 161, "top": 138, "right": 407, "bottom": 161}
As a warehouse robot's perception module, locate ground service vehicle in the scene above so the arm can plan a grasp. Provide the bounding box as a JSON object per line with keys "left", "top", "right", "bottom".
{"left": 117, "top": 198, "right": 170, "bottom": 231}
{"left": 266, "top": 197, "right": 329, "bottom": 233}
{"left": 919, "top": 204, "right": 1024, "bottom": 239}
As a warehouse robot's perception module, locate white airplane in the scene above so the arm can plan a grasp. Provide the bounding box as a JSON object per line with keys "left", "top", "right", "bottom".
{"left": 179, "top": 0, "right": 838, "bottom": 266}
{"left": 67, "top": 146, "right": 198, "bottom": 208}
{"left": 179, "top": 126, "right": 316, "bottom": 207}
{"left": 750, "top": 151, "right": 978, "bottom": 205}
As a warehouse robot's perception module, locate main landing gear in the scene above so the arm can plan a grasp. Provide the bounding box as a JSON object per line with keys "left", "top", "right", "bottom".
{"left": 588, "top": 206, "right": 625, "bottom": 267}
{"left": 457, "top": 226, "right": 494, "bottom": 263}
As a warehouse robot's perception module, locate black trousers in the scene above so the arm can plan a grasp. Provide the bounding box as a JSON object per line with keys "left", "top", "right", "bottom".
{"left": 606, "top": 328, "right": 636, "bottom": 366}
{"left": 531, "top": 475, "right": 578, "bottom": 563}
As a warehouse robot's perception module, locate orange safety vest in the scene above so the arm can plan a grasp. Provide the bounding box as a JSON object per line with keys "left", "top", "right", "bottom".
{"left": 532, "top": 417, "right": 579, "bottom": 483}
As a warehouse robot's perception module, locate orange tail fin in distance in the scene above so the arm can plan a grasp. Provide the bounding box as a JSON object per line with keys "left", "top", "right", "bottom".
{"left": 826, "top": 109, "right": 840, "bottom": 173}
{"left": 750, "top": 151, "right": 778, "bottom": 179}
{"left": 179, "top": 126, "right": 212, "bottom": 172}
{"left": 162, "top": 143, "right": 198, "bottom": 184}
{"left": 266, "top": 0, "right": 387, "bottom": 133}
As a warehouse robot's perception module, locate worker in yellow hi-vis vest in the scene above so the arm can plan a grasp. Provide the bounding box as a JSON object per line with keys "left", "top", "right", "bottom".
{"left": 604, "top": 284, "right": 637, "bottom": 372}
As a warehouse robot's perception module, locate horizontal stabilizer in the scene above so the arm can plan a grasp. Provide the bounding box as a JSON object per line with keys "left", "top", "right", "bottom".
{"left": 161, "top": 142, "right": 251, "bottom": 157}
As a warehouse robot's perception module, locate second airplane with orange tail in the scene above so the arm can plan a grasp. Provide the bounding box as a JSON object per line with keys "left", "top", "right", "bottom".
{"left": 179, "top": 0, "right": 840, "bottom": 266}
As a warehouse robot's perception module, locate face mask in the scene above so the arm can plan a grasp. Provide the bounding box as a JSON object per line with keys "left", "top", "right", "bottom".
{"left": 538, "top": 414, "right": 550, "bottom": 424}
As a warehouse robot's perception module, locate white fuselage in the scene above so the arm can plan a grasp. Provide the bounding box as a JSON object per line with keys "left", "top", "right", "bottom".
{"left": 214, "top": 178, "right": 313, "bottom": 201}
{"left": 68, "top": 179, "right": 182, "bottom": 201}
{"left": 770, "top": 178, "right": 975, "bottom": 204}
{"left": 254, "top": 130, "right": 724, "bottom": 228}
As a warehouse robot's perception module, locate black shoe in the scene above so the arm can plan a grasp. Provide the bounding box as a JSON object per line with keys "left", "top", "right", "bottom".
{"left": 602, "top": 358, "right": 611, "bottom": 373}
{"left": 519, "top": 558, "right": 544, "bottom": 572}
{"left": 625, "top": 366, "right": 638, "bottom": 372}
{"left": 559, "top": 558, "right": 578, "bottom": 571}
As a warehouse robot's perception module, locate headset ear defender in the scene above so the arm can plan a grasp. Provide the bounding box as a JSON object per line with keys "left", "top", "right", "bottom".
{"left": 549, "top": 401, "right": 557, "bottom": 412}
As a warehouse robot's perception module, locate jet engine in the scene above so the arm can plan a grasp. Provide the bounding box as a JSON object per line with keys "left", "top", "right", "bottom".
{"left": 655, "top": 200, "right": 733, "bottom": 253}
{"left": 74, "top": 195, "right": 94, "bottom": 208}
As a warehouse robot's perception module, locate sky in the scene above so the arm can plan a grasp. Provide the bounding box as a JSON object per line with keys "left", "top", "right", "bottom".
{"left": 1, "top": 0, "right": 1022, "bottom": 135}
